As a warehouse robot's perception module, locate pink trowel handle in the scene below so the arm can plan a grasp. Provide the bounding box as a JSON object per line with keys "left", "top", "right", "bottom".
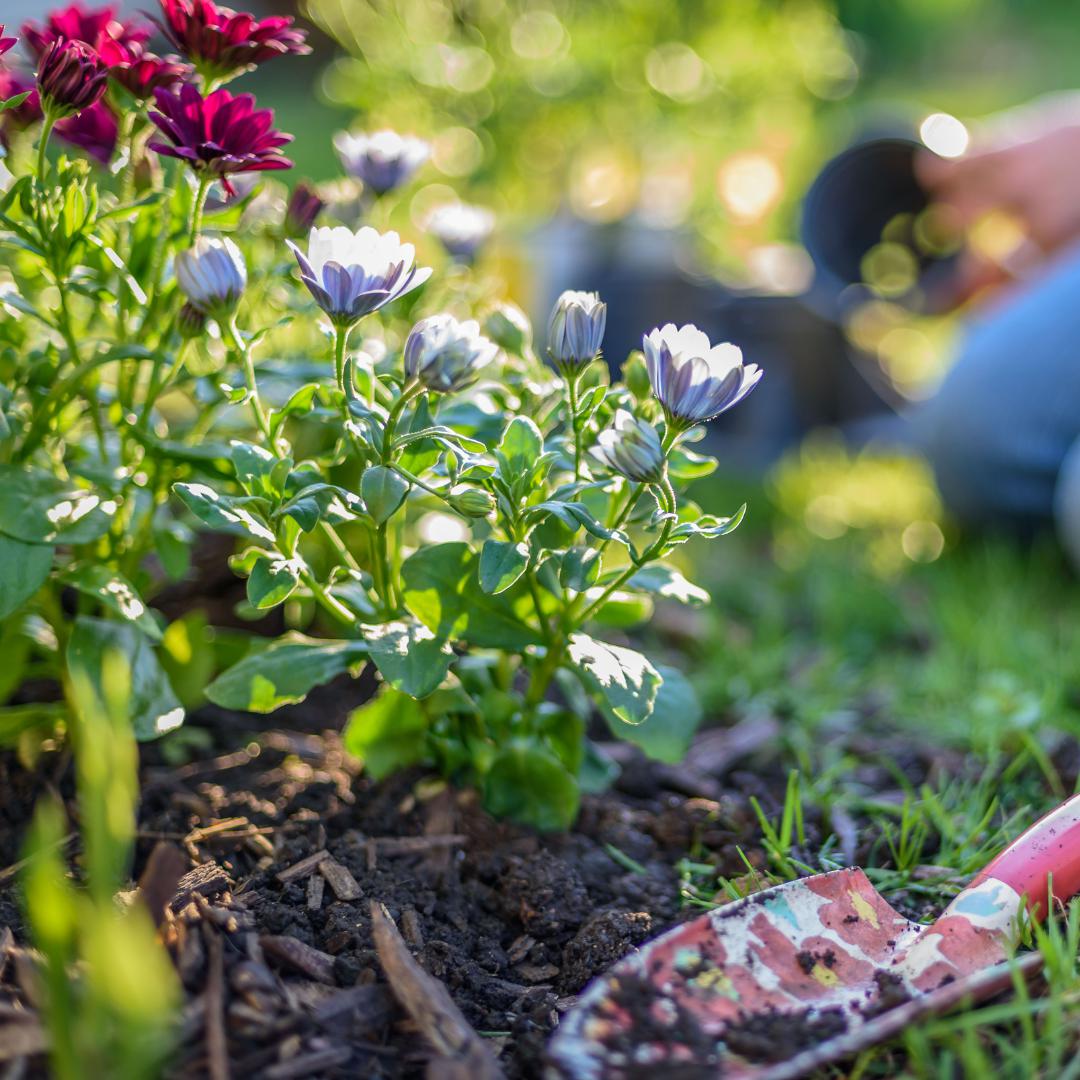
{"left": 967, "top": 793, "right": 1080, "bottom": 919}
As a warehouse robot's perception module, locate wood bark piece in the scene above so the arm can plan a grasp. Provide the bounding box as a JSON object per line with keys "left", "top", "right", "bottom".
{"left": 370, "top": 902, "right": 504, "bottom": 1080}
{"left": 275, "top": 850, "right": 330, "bottom": 884}
{"left": 306, "top": 872, "right": 325, "bottom": 912}
{"left": 317, "top": 858, "right": 361, "bottom": 901}
{"left": 260, "top": 936, "right": 336, "bottom": 985}
{"left": 204, "top": 926, "right": 230, "bottom": 1080}
{"left": 173, "top": 862, "right": 229, "bottom": 908}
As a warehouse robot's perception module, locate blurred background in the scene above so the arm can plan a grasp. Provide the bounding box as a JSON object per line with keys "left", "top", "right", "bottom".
{"left": 10, "top": 0, "right": 1080, "bottom": 540}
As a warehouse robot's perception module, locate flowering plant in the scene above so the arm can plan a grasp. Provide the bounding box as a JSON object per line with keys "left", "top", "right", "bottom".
{"left": 0, "top": 3, "right": 759, "bottom": 829}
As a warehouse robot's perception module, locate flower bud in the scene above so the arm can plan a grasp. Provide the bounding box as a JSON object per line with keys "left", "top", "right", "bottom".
{"left": 175, "top": 236, "right": 247, "bottom": 318}
{"left": 37, "top": 39, "right": 108, "bottom": 118}
{"left": 591, "top": 409, "right": 665, "bottom": 484}
{"left": 447, "top": 487, "right": 496, "bottom": 518}
{"left": 177, "top": 301, "right": 207, "bottom": 339}
{"left": 403, "top": 314, "right": 498, "bottom": 394}
{"left": 484, "top": 302, "right": 532, "bottom": 357}
{"left": 283, "top": 181, "right": 325, "bottom": 237}
{"left": 548, "top": 290, "right": 606, "bottom": 375}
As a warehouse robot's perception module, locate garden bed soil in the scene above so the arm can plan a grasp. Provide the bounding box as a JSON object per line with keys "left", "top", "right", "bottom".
{"left": 0, "top": 667, "right": 978, "bottom": 1078}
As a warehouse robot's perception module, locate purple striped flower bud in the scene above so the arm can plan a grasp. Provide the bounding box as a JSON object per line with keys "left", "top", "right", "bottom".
{"left": 643, "top": 323, "right": 762, "bottom": 430}
{"left": 548, "top": 290, "right": 606, "bottom": 375}
{"left": 283, "top": 181, "right": 325, "bottom": 237}
{"left": 175, "top": 235, "right": 246, "bottom": 318}
{"left": 37, "top": 39, "right": 108, "bottom": 118}
{"left": 403, "top": 314, "right": 497, "bottom": 394}
{"left": 592, "top": 409, "right": 665, "bottom": 484}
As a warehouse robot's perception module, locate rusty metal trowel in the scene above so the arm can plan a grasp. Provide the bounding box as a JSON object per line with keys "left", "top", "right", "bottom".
{"left": 549, "top": 794, "right": 1080, "bottom": 1079}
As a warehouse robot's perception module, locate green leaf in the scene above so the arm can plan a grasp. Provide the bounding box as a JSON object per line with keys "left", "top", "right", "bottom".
{"left": 526, "top": 500, "right": 630, "bottom": 545}
{"left": 496, "top": 416, "right": 544, "bottom": 480}
{"left": 610, "top": 665, "right": 702, "bottom": 763}
{"left": 364, "top": 619, "right": 452, "bottom": 698}
{"left": 0, "top": 535, "right": 53, "bottom": 619}
{"left": 361, "top": 465, "right": 409, "bottom": 524}
{"left": 174, "top": 482, "right": 275, "bottom": 542}
{"left": 560, "top": 546, "right": 602, "bottom": 592}
{"left": 618, "top": 564, "right": 710, "bottom": 606}
{"left": 668, "top": 445, "right": 718, "bottom": 481}
{"left": 588, "top": 591, "right": 653, "bottom": 628}
{"left": 579, "top": 739, "right": 620, "bottom": 794}
{"left": 0, "top": 702, "right": 67, "bottom": 747}
{"left": 566, "top": 632, "right": 661, "bottom": 725}
{"left": 67, "top": 618, "right": 184, "bottom": 741}
{"left": 479, "top": 540, "right": 529, "bottom": 595}
{"left": 343, "top": 688, "right": 429, "bottom": 779}
{"left": 0, "top": 465, "right": 116, "bottom": 544}
{"left": 205, "top": 633, "right": 368, "bottom": 713}
{"left": 231, "top": 440, "right": 287, "bottom": 499}
{"left": 59, "top": 565, "right": 162, "bottom": 639}
{"left": 483, "top": 741, "right": 580, "bottom": 831}
{"left": 669, "top": 504, "right": 746, "bottom": 543}
{"left": 246, "top": 553, "right": 302, "bottom": 610}
{"left": 0, "top": 91, "right": 32, "bottom": 115}
{"left": 401, "top": 542, "right": 542, "bottom": 650}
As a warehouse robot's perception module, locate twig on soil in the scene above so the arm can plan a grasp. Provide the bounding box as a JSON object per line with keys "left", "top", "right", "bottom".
{"left": 275, "top": 850, "right": 330, "bottom": 884}
{"left": 370, "top": 901, "right": 505, "bottom": 1080}
{"left": 318, "top": 858, "right": 362, "bottom": 901}
{"left": 259, "top": 936, "right": 336, "bottom": 985}
{"left": 362, "top": 834, "right": 468, "bottom": 871}
{"left": 137, "top": 842, "right": 189, "bottom": 927}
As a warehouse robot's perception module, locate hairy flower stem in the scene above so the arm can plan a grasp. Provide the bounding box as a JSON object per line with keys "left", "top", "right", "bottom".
{"left": 225, "top": 317, "right": 272, "bottom": 444}
{"left": 576, "top": 474, "right": 677, "bottom": 625}
{"left": 36, "top": 112, "right": 57, "bottom": 182}
{"left": 564, "top": 370, "right": 583, "bottom": 481}
{"left": 381, "top": 382, "right": 421, "bottom": 463}
{"left": 189, "top": 173, "right": 211, "bottom": 242}
{"left": 319, "top": 521, "right": 363, "bottom": 574}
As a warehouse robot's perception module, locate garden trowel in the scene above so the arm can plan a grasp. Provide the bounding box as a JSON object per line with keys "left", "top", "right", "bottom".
{"left": 549, "top": 793, "right": 1080, "bottom": 1079}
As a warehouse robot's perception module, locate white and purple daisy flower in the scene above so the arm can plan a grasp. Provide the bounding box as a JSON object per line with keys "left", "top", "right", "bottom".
{"left": 288, "top": 225, "right": 432, "bottom": 329}
{"left": 333, "top": 129, "right": 429, "bottom": 197}
{"left": 643, "top": 323, "right": 762, "bottom": 429}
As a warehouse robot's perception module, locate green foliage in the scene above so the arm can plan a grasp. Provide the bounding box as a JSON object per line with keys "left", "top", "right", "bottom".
{"left": 22, "top": 653, "right": 179, "bottom": 1080}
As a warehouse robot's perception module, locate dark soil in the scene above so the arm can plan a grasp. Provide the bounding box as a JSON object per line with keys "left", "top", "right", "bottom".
{"left": 723, "top": 1005, "right": 848, "bottom": 1064}
{"left": 0, "top": 671, "right": 775, "bottom": 1079}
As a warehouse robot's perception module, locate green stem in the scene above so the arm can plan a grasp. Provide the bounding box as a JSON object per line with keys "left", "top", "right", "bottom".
{"left": 225, "top": 317, "right": 272, "bottom": 444}
{"left": 56, "top": 289, "right": 106, "bottom": 459}
{"left": 374, "top": 522, "right": 396, "bottom": 614}
{"left": 301, "top": 571, "right": 355, "bottom": 626}
{"left": 36, "top": 112, "right": 57, "bottom": 182}
{"left": 334, "top": 324, "right": 350, "bottom": 394}
{"left": 189, "top": 173, "right": 211, "bottom": 243}
{"left": 576, "top": 475, "right": 676, "bottom": 625}
{"left": 319, "top": 521, "right": 363, "bottom": 574}
{"left": 381, "top": 381, "right": 421, "bottom": 463}
{"left": 565, "top": 371, "right": 583, "bottom": 481}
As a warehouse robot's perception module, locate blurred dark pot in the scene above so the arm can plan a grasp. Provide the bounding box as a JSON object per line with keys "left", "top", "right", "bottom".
{"left": 802, "top": 135, "right": 959, "bottom": 313}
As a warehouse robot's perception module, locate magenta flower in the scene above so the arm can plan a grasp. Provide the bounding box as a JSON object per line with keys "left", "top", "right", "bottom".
{"left": 148, "top": 84, "right": 293, "bottom": 194}
{"left": 153, "top": 0, "right": 310, "bottom": 82}
{"left": 0, "top": 25, "right": 17, "bottom": 58}
{"left": 55, "top": 99, "right": 119, "bottom": 164}
{"left": 21, "top": 3, "right": 150, "bottom": 60}
{"left": 37, "top": 39, "right": 108, "bottom": 117}
{"left": 97, "top": 37, "right": 192, "bottom": 100}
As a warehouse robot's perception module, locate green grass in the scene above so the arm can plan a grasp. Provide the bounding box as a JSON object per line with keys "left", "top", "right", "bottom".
{"left": 670, "top": 445, "right": 1080, "bottom": 1077}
